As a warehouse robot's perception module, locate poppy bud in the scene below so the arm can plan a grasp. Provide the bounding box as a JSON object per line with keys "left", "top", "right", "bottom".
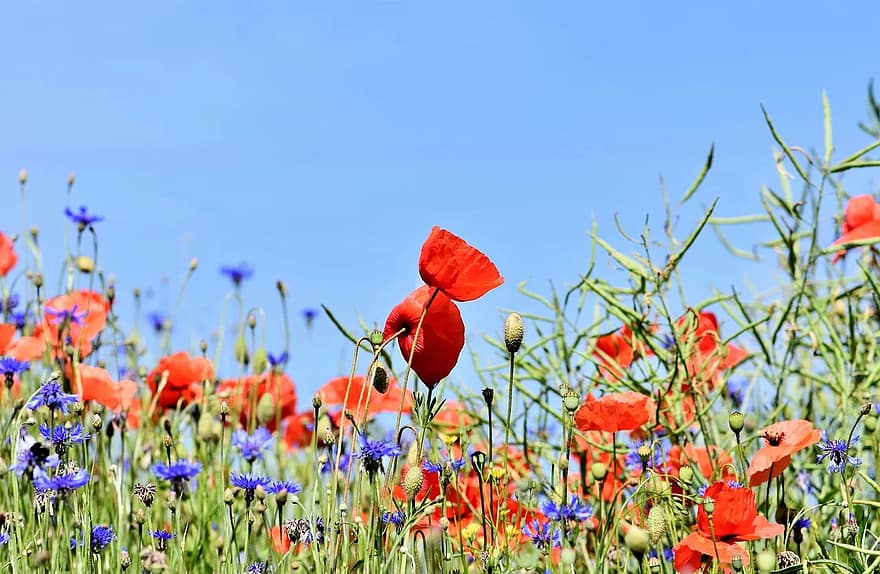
{"left": 370, "top": 363, "right": 389, "bottom": 394}
{"left": 647, "top": 505, "right": 667, "bottom": 545}
{"left": 481, "top": 387, "right": 494, "bottom": 407}
{"left": 562, "top": 392, "right": 580, "bottom": 413}
{"left": 198, "top": 415, "right": 217, "bottom": 442}
{"left": 756, "top": 550, "right": 776, "bottom": 573}
{"left": 189, "top": 257, "right": 198, "bottom": 271}
{"left": 369, "top": 330, "right": 384, "bottom": 349}
{"left": 252, "top": 348, "right": 268, "bottom": 375}
{"left": 624, "top": 525, "right": 650, "bottom": 554}
{"left": 18, "top": 169, "right": 27, "bottom": 184}
{"left": 861, "top": 402, "right": 873, "bottom": 416}
{"left": 247, "top": 314, "right": 257, "bottom": 330}
{"left": 504, "top": 313, "right": 524, "bottom": 354}
{"left": 646, "top": 475, "right": 670, "bottom": 497}
{"left": 439, "top": 517, "right": 450, "bottom": 531}
{"left": 134, "top": 508, "right": 146, "bottom": 525}
{"left": 557, "top": 453, "right": 569, "bottom": 473}
{"left": 76, "top": 256, "right": 95, "bottom": 273}
{"left": 32, "top": 273, "right": 43, "bottom": 288}
{"left": 403, "top": 466, "right": 424, "bottom": 499}
{"left": 702, "top": 497, "right": 715, "bottom": 514}
{"left": 234, "top": 337, "right": 249, "bottom": 365}
{"left": 729, "top": 411, "right": 744, "bottom": 434}
{"left": 30, "top": 227, "right": 38, "bottom": 241}
{"left": 200, "top": 339, "right": 208, "bottom": 354}
{"left": 865, "top": 415, "right": 877, "bottom": 433}
{"left": 591, "top": 462, "right": 608, "bottom": 481}
{"left": 219, "top": 401, "right": 230, "bottom": 417}
{"left": 256, "top": 393, "right": 276, "bottom": 425}
{"left": 223, "top": 489, "right": 235, "bottom": 506}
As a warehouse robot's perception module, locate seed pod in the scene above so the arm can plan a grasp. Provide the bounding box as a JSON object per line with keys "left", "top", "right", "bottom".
{"left": 646, "top": 505, "right": 667, "bottom": 545}
{"left": 403, "top": 466, "right": 424, "bottom": 499}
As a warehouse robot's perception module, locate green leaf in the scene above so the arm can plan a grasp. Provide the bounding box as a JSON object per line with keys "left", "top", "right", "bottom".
{"left": 679, "top": 143, "right": 714, "bottom": 204}
{"left": 823, "top": 89, "right": 833, "bottom": 166}
{"left": 761, "top": 104, "right": 810, "bottom": 183}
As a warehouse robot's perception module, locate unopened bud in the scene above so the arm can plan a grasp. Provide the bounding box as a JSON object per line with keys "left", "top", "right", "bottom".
{"left": 75, "top": 255, "right": 95, "bottom": 273}
{"left": 647, "top": 505, "right": 667, "bottom": 545}
{"left": 219, "top": 401, "right": 230, "bottom": 417}
{"left": 624, "top": 525, "right": 650, "bottom": 554}
{"left": 189, "top": 258, "right": 198, "bottom": 271}
{"left": 276, "top": 280, "right": 287, "bottom": 297}
{"left": 90, "top": 414, "right": 103, "bottom": 432}
{"left": 256, "top": 393, "right": 276, "bottom": 425}
{"left": 678, "top": 465, "right": 694, "bottom": 484}
{"left": 729, "top": 411, "right": 744, "bottom": 434}
{"left": 756, "top": 550, "right": 776, "bottom": 573}
{"left": 67, "top": 173, "right": 76, "bottom": 187}
{"left": 18, "top": 169, "right": 27, "bottom": 184}
{"left": 312, "top": 395, "right": 322, "bottom": 411}
{"left": 370, "top": 363, "right": 389, "bottom": 394}
{"left": 403, "top": 466, "right": 424, "bottom": 499}
{"left": 481, "top": 387, "right": 494, "bottom": 407}
{"left": 591, "top": 462, "right": 608, "bottom": 481}
{"left": 223, "top": 488, "right": 235, "bottom": 505}
{"left": 504, "top": 313, "right": 524, "bottom": 354}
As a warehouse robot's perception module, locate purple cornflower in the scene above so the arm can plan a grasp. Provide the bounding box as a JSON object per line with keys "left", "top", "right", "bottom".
{"left": 0, "top": 293, "right": 19, "bottom": 313}
{"left": 726, "top": 379, "right": 747, "bottom": 408}
{"left": 523, "top": 519, "right": 561, "bottom": 550}
{"left": 697, "top": 484, "right": 709, "bottom": 497}
{"left": 151, "top": 529, "right": 175, "bottom": 551}
{"left": 302, "top": 308, "right": 318, "bottom": 324}
{"left": 230, "top": 472, "right": 272, "bottom": 502}
{"left": 0, "top": 531, "right": 8, "bottom": 546}
{"left": 26, "top": 381, "right": 79, "bottom": 414}
{"left": 152, "top": 460, "right": 201, "bottom": 494}
{"left": 45, "top": 304, "right": 86, "bottom": 326}
{"left": 381, "top": 510, "right": 407, "bottom": 531}
{"left": 625, "top": 441, "right": 664, "bottom": 471}
{"left": 231, "top": 427, "right": 273, "bottom": 463}
{"left": 354, "top": 433, "right": 401, "bottom": 476}
{"left": 146, "top": 312, "right": 167, "bottom": 333}
{"left": 816, "top": 435, "right": 862, "bottom": 473}
{"left": 11, "top": 433, "right": 60, "bottom": 477}
{"left": 540, "top": 495, "right": 593, "bottom": 523}
{"left": 267, "top": 479, "right": 302, "bottom": 496}
{"left": 90, "top": 525, "right": 115, "bottom": 554}
{"left": 0, "top": 357, "right": 29, "bottom": 389}
{"left": 65, "top": 206, "right": 104, "bottom": 228}
{"left": 267, "top": 351, "right": 288, "bottom": 368}
{"left": 320, "top": 452, "right": 351, "bottom": 474}
{"left": 39, "top": 422, "right": 91, "bottom": 455}
{"left": 422, "top": 456, "right": 466, "bottom": 474}
{"left": 35, "top": 468, "right": 90, "bottom": 492}
{"left": 219, "top": 263, "right": 254, "bottom": 286}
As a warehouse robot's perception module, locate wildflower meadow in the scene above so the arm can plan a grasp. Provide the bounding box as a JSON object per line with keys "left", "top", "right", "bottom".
{"left": 5, "top": 88, "right": 880, "bottom": 574}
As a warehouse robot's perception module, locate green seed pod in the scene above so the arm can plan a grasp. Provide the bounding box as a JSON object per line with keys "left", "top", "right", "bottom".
{"left": 624, "top": 525, "right": 650, "bottom": 554}
{"left": 729, "top": 411, "right": 745, "bottom": 434}
{"left": 756, "top": 550, "right": 776, "bottom": 573}
{"left": 369, "top": 330, "right": 384, "bottom": 348}
{"left": 647, "top": 505, "right": 667, "bottom": 545}
{"left": 562, "top": 392, "right": 581, "bottom": 414}
{"left": 591, "top": 462, "right": 608, "bottom": 481}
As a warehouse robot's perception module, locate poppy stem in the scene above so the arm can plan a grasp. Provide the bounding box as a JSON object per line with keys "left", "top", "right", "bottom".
{"left": 501, "top": 347, "right": 517, "bottom": 484}
{"left": 764, "top": 462, "right": 775, "bottom": 515}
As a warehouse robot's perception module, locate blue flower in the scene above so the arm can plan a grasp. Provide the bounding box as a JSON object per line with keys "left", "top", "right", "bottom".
{"left": 0, "top": 531, "right": 8, "bottom": 546}
{"left": 267, "top": 479, "right": 302, "bottom": 495}
{"left": 696, "top": 484, "right": 709, "bottom": 497}
{"left": 65, "top": 206, "right": 104, "bottom": 227}
{"left": 26, "top": 381, "right": 79, "bottom": 413}
{"left": 726, "top": 379, "right": 747, "bottom": 408}
{"left": 625, "top": 441, "right": 664, "bottom": 471}
{"left": 152, "top": 529, "right": 175, "bottom": 541}
{"left": 246, "top": 562, "right": 268, "bottom": 574}
{"left": 354, "top": 433, "right": 401, "bottom": 475}
{"left": 231, "top": 427, "right": 273, "bottom": 463}
{"left": 793, "top": 517, "right": 811, "bottom": 531}
{"left": 320, "top": 452, "right": 351, "bottom": 474}
{"left": 46, "top": 305, "right": 87, "bottom": 326}
{"left": 817, "top": 435, "right": 862, "bottom": 473}
{"left": 10, "top": 434, "right": 60, "bottom": 477}
{"left": 381, "top": 510, "right": 407, "bottom": 531}
{"left": 267, "top": 351, "right": 288, "bottom": 367}
{"left": 152, "top": 460, "right": 201, "bottom": 492}
{"left": 422, "top": 456, "right": 466, "bottom": 474}
{"left": 11, "top": 311, "right": 28, "bottom": 330}
{"left": 35, "top": 468, "right": 90, "bottom": 492}
{"left": 219, "top": 263, "right": 254, "bottom": 286}
{"left": 0, "top": 293, "right": 19, "bottom": 313}
{"left": 302, "top": 308, "right": 318, "bottom": 323}
{"left": 540, "top": 495, "right": 592, "bottom": 523}
{"left": 522, "top": 519, "right": 561, "bottom": 550}
{"left": 230, "top": 472, "right": 272, "bottom": 500}
{"left": 39, "top": 422, "right": 91, "bottom": 449}
{"left": 146, "top": 312, "right": 167, "bottom": 333}
{"left": 0, "top": 357, "right": 29, "bottom": 376}
{"left": 90, "top": 525, "right": 115, "bottom": 554}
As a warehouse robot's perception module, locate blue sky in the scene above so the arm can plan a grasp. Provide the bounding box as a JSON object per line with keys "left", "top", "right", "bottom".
{"left": 1, "top": 2, "right": 878, "bottom": 401}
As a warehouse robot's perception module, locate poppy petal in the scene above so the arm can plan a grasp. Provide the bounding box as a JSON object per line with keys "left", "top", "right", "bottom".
{"left": 418, "top": 227, "right": 503, "bottom": 302}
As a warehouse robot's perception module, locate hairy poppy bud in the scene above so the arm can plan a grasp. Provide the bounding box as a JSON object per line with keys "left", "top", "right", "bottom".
{"left": 252, "top": 348, "right": 268, "bottom": 374}
{"left": 647, "top": 505, "right": 667, "bottom": 545}
{"left": 504, "top": 313, "right": 524, "bottom": 354}
{"left": 403, "top": 466, "right": 424, "bottom": 499}
{"left": 18, "top": 169, "right": 27, "bottom": 184}
{"left": 370, "top": 363, "right": 389, "bottom": 394}
{"left": 189, "top": 257, "right": 198, "bottom": 271}
{"left": 256, "top": 393, "right": 275, "bottom": 425}
{"left": 591, "top": 462, "right": 608, "bottom": 481}
{"left": 76, "top": 255, "right": 95, "bottom": 273}
{"left": 223, "top": 488, "right": 235, "bottom": 505}
{"left": 729, "top": 411, "right": 744, "bottom": 434}
{"left": 624, "top": 525, "right": 650, "bottom": 554}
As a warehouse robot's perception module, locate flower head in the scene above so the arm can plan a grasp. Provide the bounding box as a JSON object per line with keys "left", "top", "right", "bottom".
{"left": 90, "top": 525, "right": 115, "bottom": 554}
{"left": 354, "top": 433, "right": 402, "bottom": 475}
{"left": 418, "top": 226, "right": 503, "bottom": 302}
{"left": 220, "top": 263, "right": 254, "bottom": 286}
{"left": 46, "top": 305, "right": 87, "bottom": 326}
{"left": 26, "top": 381, "right": 79, "bottom": 413}
{"left": 39, "top": 422, "right": 90, "bottom": 454}
{"left": 229, "top": 473, "right": 272, "bottom": 501}
{"left": 0, "top": 232, "right": 17, "bottom": 276}
{"left": 816, "top": 434, "right": 862, "bottom": 473}
{"left": 11, "top": 434, "right": 60, "bottom": 477}
{"left": 831, "top": 194, "right": 880, "bottom": 262}
{"left": 267, "top": 479, "right": 302, "bottom": 495}
{"left": 0, "top": 357, "right": 29, "bottom": 380}
{"left": 523, "top": 519, "right": 561, "bottom": 550}
{"left": 152, "top": 460, "right": 201, "bottom": 493}
{"left": 747, "top": 420, "right": 821, "bottom": 486}
{"left": 231, "top": 427, "right": 273, "bottom": 463}
{"left": 592, "top": 324, "right": 655, "bottom": 380}
{"left": 540, "top": 495, "right": 593, "bottom": 523}
{"left": 267, "top": 351, "right": 288, "bottom": 367}
{"left": 35, "top": 468, "right": 90, "bottom": 492}
{"left": 65, "top": 206, "right": 104, "bottom": 228}
{"left": 147, "top": 352, "right": 214, "bottom": 410}
{"left": 574, "top": 391, "right": 655, "bottom": 433}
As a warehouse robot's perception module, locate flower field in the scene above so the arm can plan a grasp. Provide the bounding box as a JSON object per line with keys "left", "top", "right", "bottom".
{"left": 4, "top": 91, "right": 880, "bottom": 574}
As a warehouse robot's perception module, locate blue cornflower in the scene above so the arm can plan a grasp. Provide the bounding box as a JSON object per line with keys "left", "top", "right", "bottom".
{"left": 46, "top": 304, "right": 87, "bottom": 326}
{"left": 26, "top": 381, "right": 79, "bottom": 413}
{"left": 151, "top": 529, "right": 175, "bottom": 551}
{"left": 39, "top": 422, "right": 91, "bottom": 450}
{"left": 817, "top": 435, "right": 862, "bottom": 473}
{"left": 0, "top": 293, "right": 19, "bottom": 313}
{"left": 302, "top": 308, "right": 318, "bottom": 323}
{"left": 523, "top": 520, "right": 561, "bottom": 550}
{"left": 0, "top": 531, "right": 8, "bottom": 546}
{"left": 0, "top": 358, "right": 29, "bottom": 388}
{"left": 727, "top": 480, "right": 744, "bottom": 489}
{"left": 35, "top": 468, "right": 90, "bottom": 492}
{"left": 422, "top": 456, "right": 466, "bottom": 474}
{"left": 540, "top": 495, "right": 593, "bottom": 523}
{"left": 90, "top": 525, "right": 115, "bottom": 554}
{"left": 794, "top": 517, "right": 811, "bottom": 531}
{"left": 354, "top": 433, "right": 401, "bottom": 475}
{"left": 152, "top": 460, "right": 201, "bottom": 493}
{"left": 320, "top": 452, "right": 351, "bottom": 474}
{"left": 267, "top": 351, "right": 288, "bottom": 368}
{"left": 231, "top": 427, "right": 273, "bottom": 463}
{"left": 246, "top": 562, "right": 268, "bottom": 574}
{"left": 381, "top": 510, "right": 407, "bottom": 531}
{"left": 146, "top": 312, "right": 167, "bottom": 333}
{"left": 65, "top": 206, "right": 103, "bottom": 228}
{"left": 660, "top": 333, "right": 676, "bottom": 350}
{"left": 625, "top": 441, "right": 664, "bottom": 471}
{"left": 726, "top": 379, "right": 747, "bottom": 408}
{"left": 230, "top": 473, "right": 272, "bottom": 501}
{"left": 11, "top": 433, "right": 60, "bottom": 477}
{"left": 11, "top": 311, "right": 28, "bottom": 330}
{"left": 267, "top": 479, "right": 302, "bottom": 495}
{"left": 696, "top": 484, "right": 709, "bottom": 497}
{"left": 219, "top": 263, "right": 254, "bottom": 286}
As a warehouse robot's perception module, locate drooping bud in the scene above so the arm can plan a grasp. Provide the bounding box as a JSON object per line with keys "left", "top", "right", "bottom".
{"left": 646, "top": 505, "right": 667, "bottom": 545}
{"left": 403, "top": 466, "right": 424, "bottom": 499}
{"left": 369, "top": 363, "right": 389, "bottom": 394}
{"left": 75, "top": 255, "right": 95, "bottom": 273}
{"left": 503, "top": 313, "right": 524, "bottom": 354}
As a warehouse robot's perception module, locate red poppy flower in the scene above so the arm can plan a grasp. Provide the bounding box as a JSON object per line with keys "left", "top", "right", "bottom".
{"left": 592, "top": 325, "right": 655, "bottom": 381}
{"left": 383, "top": 285, "right": 465, "bottom": 388}
{"left": 0, "top": 323, "right": 45, "bottom": 361}
{"left": 418, "top": 226, "right": 503, "bottom": 302}
{"left": 831, "top": 194, "right": 880, "bottom": 262}
{"left": 270, "top": 525, "right": 290, "bottom": 553}
{"left": 667, "top": 444, "right": 735, "bottom": 484}
{"left": 316, "top": 374, "right": 413, "bottom": 420}
{"left": 15, "top": 290, "right": 109, "bottom": 360}
{"left": 574, "top": 391, "right": 655, "bottom": 433}
{"left": 217, "top": 371, "right": 297, "bottom": 431}
{"left": 68, "top": 363, "right": 141, "bottom": 427}
{"left": 675, "top": 311, "right": 747, "bottom": 387}
{"left": 746, "top": 419, "right": 820, "bottom": 486}
{"left": 282, "top": 410, "right": 342, "bottom": 450}
{"left": 673, "top": 481, "right": 784, "bottom": 573}
{"left": 147, "top": 351, "right": 214, "bottom": 410}
{"left": 0, "top": 232, "right": 17, "bottom": 276}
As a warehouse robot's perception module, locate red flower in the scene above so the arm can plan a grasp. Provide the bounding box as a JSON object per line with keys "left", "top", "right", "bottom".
{"left": 673, "top": 481, "right": 783, "bottom": 573}
{"left": 675, "top": 311, "right": 747, "bottom": 387}
{"left": 418, "top": 226, "right": 503, "bottom": 302}
{"left": 14, "top": 290, "right": 109, "bottom": 360}
{"left": 667, "top": 444, "right": 735, "bottom": 484}
{"left": 747, "top": 419, "right": 820, "bottom": 486}
{"left": 147, "top": 352, "right": 214, "bottom": 410}
{"left": 0, "top": 323, "right": 44, "bottom": 362}
{"left": 592, "top": 325, "right": 655, "bottom": 380}
{"left": 383, "top": 285, "right": 465, "bottom": 388}
{"left": 217, "top": 371, "right": 298, "bottom": 431}
{"left": 316, "top": 374, "right": 412, "bottom": 420}
{"left": 574, "top": 391, "right": 655, "bottom": 433}
{"left": 831, "top": 194, "right": 880, "bottom": 262}
{"left": 0, "top": 232, "right": 17, "bottom": 276}
{"left": 68, "top": 363, "right": 140, "bottom": 427}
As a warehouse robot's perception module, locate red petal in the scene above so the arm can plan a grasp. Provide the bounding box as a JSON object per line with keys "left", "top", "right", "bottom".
{"left": 843, "top": 195, "right": 878, "bottom": 233}
{"left": 574, "top": 391, "right": 655, "bottom": 433}
{"left": 418, "top": 227, "right": 503, "bottom": 302}
{"left": 831, "top": 219, "right": 880, "bottom": 262}
{"left": 0, "top": 324, "right": 14, "bottom": 352}
{"left": 0, "top": 232, "right": 16, "bottom": 276}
